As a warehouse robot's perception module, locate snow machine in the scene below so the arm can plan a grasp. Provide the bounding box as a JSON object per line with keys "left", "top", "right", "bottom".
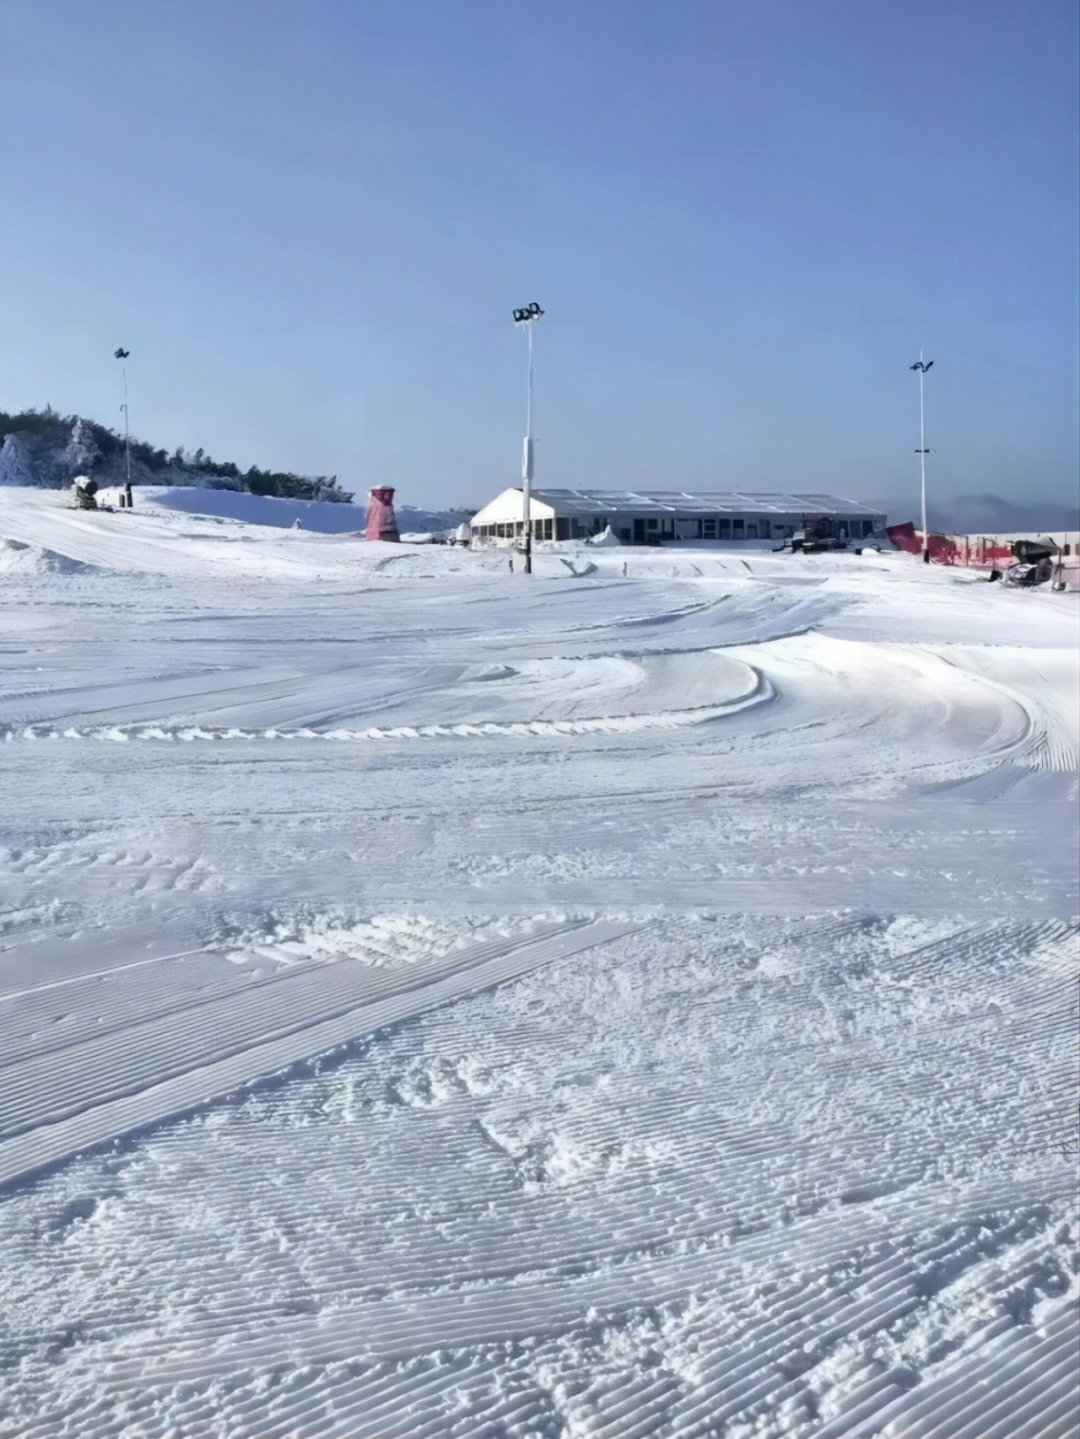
{"left": 71, "top": 477, "right": 105, "bottom": 510}
{"left": 786, "top": 516, "right": 848, "bottom": 553}
{"left": 1003, "top": 539, "right": 1058, "bottom": 588}
{"left": 1004, "top": 556, "right": 1054, "bottom": 588}
{"left": 1010, "top": 538, "right": 1058, "bottom": 565}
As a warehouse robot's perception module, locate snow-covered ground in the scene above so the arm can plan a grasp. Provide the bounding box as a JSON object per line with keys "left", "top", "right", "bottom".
{"left": 1, "top": 485, "right": 1077, "bottom": 1438}
{"left": 143, "top": 483, "right": 472, "bottom": 535}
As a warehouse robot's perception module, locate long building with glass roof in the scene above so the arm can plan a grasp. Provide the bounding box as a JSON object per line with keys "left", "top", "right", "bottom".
{"left": 470, "top": 487, "right": 887, "bottom": 545}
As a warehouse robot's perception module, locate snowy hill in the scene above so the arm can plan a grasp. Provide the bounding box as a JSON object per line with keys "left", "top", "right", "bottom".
{"left": 0, "top": 408, "right": 350, "bottom": 504}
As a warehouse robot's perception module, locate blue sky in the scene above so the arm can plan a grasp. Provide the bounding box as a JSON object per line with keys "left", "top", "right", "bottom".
{"left": 2, "top": 0, "right": 1077, "bottom": 514}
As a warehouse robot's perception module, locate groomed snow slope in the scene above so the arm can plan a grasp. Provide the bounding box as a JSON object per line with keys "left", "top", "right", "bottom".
{"left": 146, "top": 483, "right": 471, "bottom": 535}
{"left": 0, "top": 487, "right": 1077, "bottom": 1438}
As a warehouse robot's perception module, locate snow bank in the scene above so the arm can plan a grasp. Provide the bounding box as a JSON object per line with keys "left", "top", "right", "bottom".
{"left": 147, "top": 485, "right": 365, "bottom": 532}
{"left": 0, "top": 537, "right": 97, "bottom": 575}
{"left": 146, "top": 485, "right": 473, "bottom": 536}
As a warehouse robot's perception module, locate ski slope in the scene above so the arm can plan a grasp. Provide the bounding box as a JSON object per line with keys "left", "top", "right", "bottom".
{"left": 1, "top": 486, "right": 1077, "bottom": 1438}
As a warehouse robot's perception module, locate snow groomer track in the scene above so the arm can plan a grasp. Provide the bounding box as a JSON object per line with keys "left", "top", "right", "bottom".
{"left": 0, "top": 920, "right": 638, "bottom": 1190}
{"left": 1, "top": 488, "right": 1078, "bottom": 1438}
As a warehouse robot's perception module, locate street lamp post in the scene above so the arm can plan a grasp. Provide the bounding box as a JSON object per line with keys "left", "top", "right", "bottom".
{"left": 909, "top": 352, "right": 933, "bottom": 564}
{"left": 513, "top": 302, "right": 544, "bottom": 574}
{"left": 115, "top": 347, "right": 132, "bottom": 506}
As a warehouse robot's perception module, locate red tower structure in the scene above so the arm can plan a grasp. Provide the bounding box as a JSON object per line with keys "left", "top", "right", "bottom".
{"left": 364, "top": 487, "right": 399, "bottom": 542}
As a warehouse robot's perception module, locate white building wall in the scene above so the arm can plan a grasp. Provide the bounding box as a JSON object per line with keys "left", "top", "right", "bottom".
{"left": 470, "top": 488, "right": 886, "bottom": 543}
{"left": 470, "top": 488, "right": 556, "bottom": 528}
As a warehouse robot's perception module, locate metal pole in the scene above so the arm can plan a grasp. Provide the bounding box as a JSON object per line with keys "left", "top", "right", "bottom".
{"left": 512, "top": 302, "right": 543, "bottom": 575}
{"left": 523, "top": 322, "right": 533, "bottom": 575}
{"left": 918, "top": 348, "right": 928, "bottom": 564}
{"left": 526, "top": 319, "right": 533, "bottom": 438}
{"left": 123, "top": 363, "right": 131, "bottom": 493}
{"left": 115, "top": 348, "right": 133, "bottom": 506}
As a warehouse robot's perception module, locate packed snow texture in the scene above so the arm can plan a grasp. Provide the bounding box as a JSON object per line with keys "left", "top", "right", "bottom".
{"left": 0, "top": 487, "right": 1077, "bottom": 1438}
{"left": 148, "top": 484, "right": 472, "bottom": 535}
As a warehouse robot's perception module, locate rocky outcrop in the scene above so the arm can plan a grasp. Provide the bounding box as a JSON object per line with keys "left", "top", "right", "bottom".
{"left": 0, "top": 433, "right": 34, "bottom": 486}
{"left": 62, "top": 417, "right": 102, "bottom": 476}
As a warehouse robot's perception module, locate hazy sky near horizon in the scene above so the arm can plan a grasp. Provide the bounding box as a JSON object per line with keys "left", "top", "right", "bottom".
{"left": 2, "top": 0, "right": 1077, "bottom": 512}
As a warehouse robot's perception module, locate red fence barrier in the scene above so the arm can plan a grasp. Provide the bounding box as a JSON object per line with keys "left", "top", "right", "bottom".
{"left": 886, "top": 523, "right": 1017, "bottom": 568}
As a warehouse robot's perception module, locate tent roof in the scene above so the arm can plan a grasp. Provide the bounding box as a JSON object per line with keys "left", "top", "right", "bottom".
{"left": 472, "top": 487, "right": 885, "bottom": 523}
{"left": 527, "top": 488, "right": 884, "bottom": 518}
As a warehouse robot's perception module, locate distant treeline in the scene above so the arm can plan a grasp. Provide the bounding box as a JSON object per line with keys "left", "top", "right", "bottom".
{"left": 0, "top": 407, "right": 351, "bottom": 503}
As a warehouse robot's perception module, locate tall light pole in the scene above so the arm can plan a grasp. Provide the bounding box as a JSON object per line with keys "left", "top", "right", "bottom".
{"left": 909, "top": 352, "right": 933, "bottom": 564}
{"left": 513, "top": 301, "right": 544, "bottom": 574}
{"left": 115, "top": 347, "right": 132, "bottom": 506}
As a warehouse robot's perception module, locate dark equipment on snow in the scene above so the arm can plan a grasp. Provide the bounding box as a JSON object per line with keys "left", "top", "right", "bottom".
{"left": 70, "top": 477, "right": 114, "bottom": 512}
{"left": 72, "top": 478, "right": 99, "bottom": 510}
{"left": 1010, "top": 538, "right": 1058, "bottom": 564}
{"left": 1002, "top": 538, "right": 1058, "bottom": 587}
{"left": 1005, "top": 557, "right": 1054, "bottom": 588}
{"left": 775, "top": 515, "right": 848, "bottom": 554}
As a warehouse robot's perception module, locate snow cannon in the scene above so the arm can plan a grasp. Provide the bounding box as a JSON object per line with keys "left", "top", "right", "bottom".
{"left": 71, "top": 476, "right": 99, "bottom": 510}
{"left": 364, "top": 487, "right": 399, "bottom": 542}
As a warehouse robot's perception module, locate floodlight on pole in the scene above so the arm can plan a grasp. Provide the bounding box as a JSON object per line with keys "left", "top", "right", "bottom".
{"left": 114, "top": 347, "right": 132, "bottom": 506}
{"left": 909, "top": 352, "right": 933, "bottom": 564}
{"left": 512, "top": 302, "right": 544, "bottom": 574}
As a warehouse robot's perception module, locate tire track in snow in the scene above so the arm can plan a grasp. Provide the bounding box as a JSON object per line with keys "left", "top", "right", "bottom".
{"left": 910, "top": 646, "right": 1079, "bottom": 775}
{"left": 0, "top": 673, "right": 774, "bottom": 745}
